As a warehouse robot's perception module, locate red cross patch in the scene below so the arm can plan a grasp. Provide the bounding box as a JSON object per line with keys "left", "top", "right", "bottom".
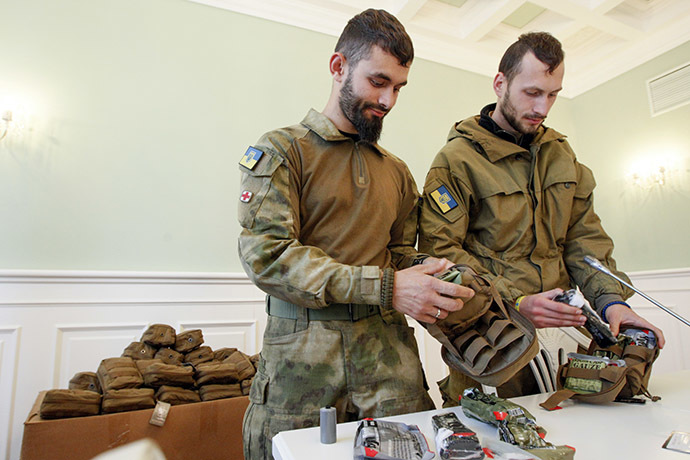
{"left": 240, "top": 191, "right": 253, "bottom": 203}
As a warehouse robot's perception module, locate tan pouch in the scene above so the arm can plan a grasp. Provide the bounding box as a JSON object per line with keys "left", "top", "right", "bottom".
{"left": 174, "top": 329, "right": 204, "bottom": 353}
{"left": 40, "top": 389, "right": 102, "bottom": 419}
{"left": 199, "top": 384, "right": 243, "bottom": 401}
{"left": 223, "top": 350, "right": 256, "bottom": 381}
{"left": 97, "top": 357, "right": 143, "bottom": 391}
{"left": 155, "top": 385, "right": 201, "bottom": 405}
{"left": 68, "top": 371, "right": 101, "bottom": 393}
{"left": 121, "top": 341, "right": 157, "bottom": 360}
{"left": 141, "top": 324, "right": 176, "bottom": 347}
{"left": 102, "top": 388, "right": 155, "bottom": 413}
{"left": 195, "top": 362, "right": 240, "bottom": 386}
{"left": 184, "top": 345, "right": 215, "bottom": 366}
{"left": 425, "top": 265, "right": 538, "bottom": 387}
{"left": 155, "top": 347, "right": 184, "bottom": 365}
{"left": 213, "top": 347, "right": 238, "bottom": 361}
{"left": 142, "top": 362, "right": 195, "bottom": 388}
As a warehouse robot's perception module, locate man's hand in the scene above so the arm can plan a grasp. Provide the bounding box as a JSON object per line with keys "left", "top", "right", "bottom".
{"left": 605, "top": 304, "right": 666, "bottom": 348}
{"left": 392, "top": 258, "right": 474, "bottom": 323}
{"left": 517, "top": 288, "right": 587, "bottom": 328}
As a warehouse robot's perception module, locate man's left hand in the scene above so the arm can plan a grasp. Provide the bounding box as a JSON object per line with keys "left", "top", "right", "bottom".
{"left": 606, "top": 304, "right": 666, "bottom": 348}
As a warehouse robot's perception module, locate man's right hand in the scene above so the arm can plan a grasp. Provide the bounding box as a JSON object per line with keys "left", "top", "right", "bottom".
{"left": 392, "top": 258, "right": 474, "bottom": 324}
{"left": 517, "top": 288, "right": 586, "bottom": 328}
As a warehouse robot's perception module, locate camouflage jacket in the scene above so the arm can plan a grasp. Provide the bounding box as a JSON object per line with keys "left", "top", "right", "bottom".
{"left": 238, "top": 109, "right": 421, "bottom": 308}
{"left": 419, "top": 111, "right": 632, "bottom": 314}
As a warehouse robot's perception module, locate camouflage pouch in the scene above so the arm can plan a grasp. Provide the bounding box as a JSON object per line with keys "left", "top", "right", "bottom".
{"left": 40, "top": 389, "right": 102, "bottom": 419}
{"left": 121, "top": 341, "right": 157, "bottom": 360}
{"left": 184, "top": 345, "right": 215, "bottom": 366}
{"left": 199, "top": 383, "right": 243, "bottom": 401}
{"left": 222, "top": 350, "right": 256, "bottom": 381}
{"left": 540, "top": 328, "right": 660, "bottom": 410}
{"left": 97, "top": 357, "right": 143, "bottom": 391}
{"left": 142, "top": 362, "right": 196, "bottom": 388}
{"left": 155, "top": 385, "right": 201, "bottom": 405}
{"left": 68, "top": 371, "right": 101, "bottom": 393}
{"left": 155, "top": 347, "right": 184, "bottom": 365}
{"left": 195, "top": 361, "right": 240, "bottom": 386}
{"left": 425, "top": 265, "right": 538, "bottom": 387}
{"left": 101, "top": 388, "right": 155, "bottom": 413}
{"left": 174, "top": 329, "right": 204, "bottom": 353}
{"left": 141, "top": 324, "right": 176, "bottom": 347}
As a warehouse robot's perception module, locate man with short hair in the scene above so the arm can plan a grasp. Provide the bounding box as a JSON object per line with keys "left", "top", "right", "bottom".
{"left": 239, "top": 9, "right": 473, "bottom": 459}
{"left": 419, "top": 31, "right": 664, "bottom": 402}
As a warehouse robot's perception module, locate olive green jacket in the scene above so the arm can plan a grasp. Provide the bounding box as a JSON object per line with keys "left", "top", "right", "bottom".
{"left": 419, "top": 115, "right": 632, "bottom": 313}
{"left": 238, "top": 109, "right": 421, "bottom": 309}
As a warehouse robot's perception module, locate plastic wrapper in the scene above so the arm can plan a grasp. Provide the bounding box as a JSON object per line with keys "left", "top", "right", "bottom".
{"left": 431, "top": 412, "right": 484, "bottom": 459}
{"left": 353, "top": 418, "right": 434, "bottom": 460}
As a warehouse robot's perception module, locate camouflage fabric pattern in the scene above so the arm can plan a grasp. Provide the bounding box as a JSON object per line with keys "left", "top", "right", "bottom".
{"left": 242, "top": 312, "right": 434, "bottom": 460}
{"left": 238, "top": 109, "right": 422, "bottom": 309}
{"left": 418, "top": 110, "right": 633, "bottom": 314}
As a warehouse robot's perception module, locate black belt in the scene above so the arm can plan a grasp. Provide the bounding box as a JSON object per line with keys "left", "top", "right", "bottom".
{"left": 267, "top": 296, "right": 380, "bottom": 321}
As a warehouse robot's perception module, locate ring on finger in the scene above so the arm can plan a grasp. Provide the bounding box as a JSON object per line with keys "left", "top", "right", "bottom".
{"left": 435, "top": 307, "right": 441, "bottom": 319}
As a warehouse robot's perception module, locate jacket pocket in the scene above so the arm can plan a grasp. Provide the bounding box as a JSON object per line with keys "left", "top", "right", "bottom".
{"left": 238, "top": 148, "right": 282, "bottom": 229}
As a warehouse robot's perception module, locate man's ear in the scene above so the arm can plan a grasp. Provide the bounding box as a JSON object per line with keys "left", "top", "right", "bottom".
{"left": 493, "top": 72, "right": 507, "bottom": 98}
{"left": 330, "top": 52, "right": 347, "bottom": 82}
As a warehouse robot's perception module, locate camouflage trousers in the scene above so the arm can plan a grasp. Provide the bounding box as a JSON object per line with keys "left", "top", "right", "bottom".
{"left": 242, "top": 307, "right": 435, "bottom": 460}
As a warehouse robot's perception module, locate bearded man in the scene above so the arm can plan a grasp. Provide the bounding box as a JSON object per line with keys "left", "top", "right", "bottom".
{"left": 419, "top": 31, "right": 664, "bottom": 403}
{"left": 238, "top": 9, "right": 473, "bottom": 459}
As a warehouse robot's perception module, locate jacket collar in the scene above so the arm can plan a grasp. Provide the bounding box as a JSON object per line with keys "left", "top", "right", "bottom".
{"left": 301, "top": 108, "right": 388, "bottom": 156}
{"left": 450, "top": 104, "right": 565, "bottom": 163}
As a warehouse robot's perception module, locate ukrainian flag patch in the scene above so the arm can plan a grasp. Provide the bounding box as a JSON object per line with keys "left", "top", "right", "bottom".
{"left": 430, "top": 185, "right": 458, "bottom": 214}
{"left": 240, "top": 146, "right": 264, "bottom": 170}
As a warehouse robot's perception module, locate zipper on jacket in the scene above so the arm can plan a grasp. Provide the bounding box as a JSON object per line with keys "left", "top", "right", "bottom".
{"left": 354, "top": 142, "right": 367, "bottom": 185}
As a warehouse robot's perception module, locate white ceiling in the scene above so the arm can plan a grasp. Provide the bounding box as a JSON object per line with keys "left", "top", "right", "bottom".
{"left": 191, "top": 0, "right": 690, "bottom": 98}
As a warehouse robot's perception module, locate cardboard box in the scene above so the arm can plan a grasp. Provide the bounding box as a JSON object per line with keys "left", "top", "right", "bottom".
{"left": 21, "top": 391, "right": 249, "bottom": 460}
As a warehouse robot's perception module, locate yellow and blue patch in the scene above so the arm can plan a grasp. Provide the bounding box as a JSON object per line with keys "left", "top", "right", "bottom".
{"left": 239, "top": 146, "right": 264, "bottom": 170}
{"left": 430, "top": 185, "right": 458, "bottom": 214}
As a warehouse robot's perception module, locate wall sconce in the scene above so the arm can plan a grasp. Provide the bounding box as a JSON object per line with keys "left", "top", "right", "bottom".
{"left": 626, "top": 156, "right": 683, "bottom": 190}
{"left": 0, "top": 110, "right": 12, "bottom": 141}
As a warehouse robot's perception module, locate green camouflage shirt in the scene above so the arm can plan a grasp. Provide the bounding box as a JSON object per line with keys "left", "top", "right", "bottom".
{"left": 238, "top": 109, "right": 421, "bottom": 308}
{"left": 419, "top": 114, "right": 632, "bottom": 313}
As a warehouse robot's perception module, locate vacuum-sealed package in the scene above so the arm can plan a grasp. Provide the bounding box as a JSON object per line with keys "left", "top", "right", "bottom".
{"left": 431, "top": 412, "right": 484, "bottom": 460}
{"left": 353, "top": 419, "right": 434, "bottom": 460}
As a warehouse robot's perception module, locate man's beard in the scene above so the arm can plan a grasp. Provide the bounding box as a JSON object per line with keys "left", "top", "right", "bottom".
{"left": 339, "top": 74, "right": 386, "bottom": 144}
{"left": 499, "top": 85, "right": 545, "bottom": 135}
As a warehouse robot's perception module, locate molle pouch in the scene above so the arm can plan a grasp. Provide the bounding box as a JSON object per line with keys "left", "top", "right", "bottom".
{"left": 101, "top": 388, "right": 155, "bottom": 414}
{"left": 40, "top": 389, "right": 102, "bottom": 419}
{"left": 222, "top": 350, "right": 256, "bottom": 381}
{"left": 199, "top": 383, "right": 243, "bottom": 401}
{"left": 135, "top": 358, "right": 164, "bottom": 375}
{"left": 68, "top": 371, "right": 101, "bottom": 393}
{"left": 184, "top": 345, "right": 215, "bottom": 366}
{"left": 141, "top": 324, "right": 176, "bottom": 347}
{"left": 540, "top": 327, "right": 660, "bottom": 410}
{"left": 195, "top": 362, "right": 240, "bottom": 386}
{"left": 97, "top": 357, "right": 144, "bottom": 391}
{"left": 122, "top": 341, "right": 157, "bottom": 360}
{"left": 174, "top": 329, "right": 204, "bottom": 353}
{"left": 155, "top": 347, "right": 184, "bottom": 365}
{"left": 213, "top": 347, "right": 238, "bottom": 361}
{"left": 425, "top": 265, "right": 538, "bottom": 387}
{"left": 241, "top": 378, "right": 253, "bottom": 395}
{"left": 155, "top": 385, "right": 201, "bottom": 405}
{"left": 142, "top": 362, "right": 195, "bottom": 388}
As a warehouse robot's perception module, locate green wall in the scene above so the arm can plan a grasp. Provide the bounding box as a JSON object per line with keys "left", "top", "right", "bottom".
{"left": 0, "top": 0, "right": 685, "bottom": 273}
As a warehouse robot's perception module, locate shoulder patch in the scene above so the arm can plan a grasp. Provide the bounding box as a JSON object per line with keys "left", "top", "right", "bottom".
{"left": 430, "top": 185, "right": 458, "bottom": 214}
{"left": 239, "top": 146, "right": 264, "bottom": 170}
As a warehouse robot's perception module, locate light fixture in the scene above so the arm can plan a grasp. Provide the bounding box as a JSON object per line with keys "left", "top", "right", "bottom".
{"left": 625, "top": 156, "right": 680, "bottom": 190}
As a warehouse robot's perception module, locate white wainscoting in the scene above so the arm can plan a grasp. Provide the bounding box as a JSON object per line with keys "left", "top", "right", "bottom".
{"left": 1, "top": 268, "right": 689, "bottom": 460}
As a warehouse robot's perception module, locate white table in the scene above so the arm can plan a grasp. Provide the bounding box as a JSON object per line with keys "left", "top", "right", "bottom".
{"left": 273, "top": 370, "right": 690, "bottom": 459}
